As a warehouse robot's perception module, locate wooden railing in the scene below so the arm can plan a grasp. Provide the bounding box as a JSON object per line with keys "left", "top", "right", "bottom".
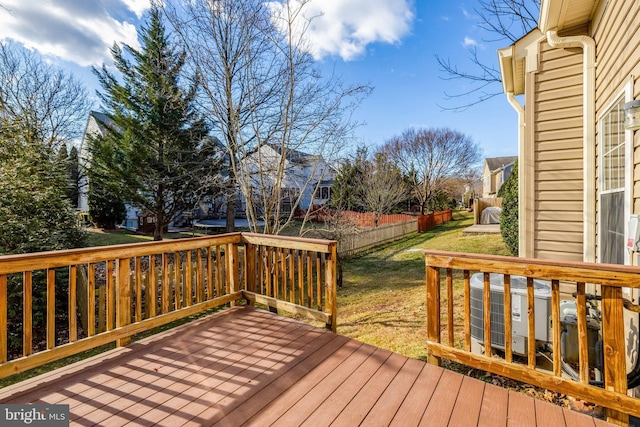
{"left": 424, "top": 250, "right": 640, "bottom": 426}
{"left": 0, "top": 233, "right": 337, "bottom": 380}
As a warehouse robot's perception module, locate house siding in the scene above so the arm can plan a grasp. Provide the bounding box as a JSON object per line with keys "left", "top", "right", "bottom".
{"left": 530, "top": 41, "right": 584, "bottom": 262}
{"left": 592, "top": 0, "right": 640, "bottom": 263}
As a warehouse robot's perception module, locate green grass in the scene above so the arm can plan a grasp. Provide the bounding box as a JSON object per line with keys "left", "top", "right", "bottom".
{"left": 337, "top": 210, "right": 509, "bottom": 360}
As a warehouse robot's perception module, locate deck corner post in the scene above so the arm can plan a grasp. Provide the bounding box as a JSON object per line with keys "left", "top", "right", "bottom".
{"left": 601, "top": 286, "right": 628, "bottom": 426}
{"left": 425, "top": 259, "right": 441, "bottom": 366}
{"left": 325, "top": 242, "right": 338, "bottom": 332}
{"left": 116, "top": 258, "right": 131, "bottom": 347}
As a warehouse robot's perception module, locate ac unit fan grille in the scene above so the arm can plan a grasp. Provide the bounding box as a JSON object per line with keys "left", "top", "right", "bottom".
{"left": 470, "top": 287, "right": 506, "bottom": 348}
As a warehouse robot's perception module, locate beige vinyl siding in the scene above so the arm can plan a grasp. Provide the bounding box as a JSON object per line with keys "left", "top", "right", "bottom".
{"left": 592, "top": 1, "right": 640, "bottom": 262}
{"left": 531, "top": 41, "right": 584, "bottom": 261}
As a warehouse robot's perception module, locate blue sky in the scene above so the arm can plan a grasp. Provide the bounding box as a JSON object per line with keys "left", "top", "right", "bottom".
{"left": 0, "top": 0, "right": 523, "bottom": 160}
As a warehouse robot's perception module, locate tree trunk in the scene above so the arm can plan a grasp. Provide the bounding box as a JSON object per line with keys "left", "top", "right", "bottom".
{"left": 154, "top": 211, "right": 163, "bottom": 241}
{"left": 226, "top": 191, "right": 235, "bottom": 233}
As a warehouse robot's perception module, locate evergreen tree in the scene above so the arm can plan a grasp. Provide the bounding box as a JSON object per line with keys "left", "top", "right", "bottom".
{"left": 89, "top": 7, "right": 213, "bottom": 240}
{"left": 498, "top": 161, "right": 519, "bottom": 256}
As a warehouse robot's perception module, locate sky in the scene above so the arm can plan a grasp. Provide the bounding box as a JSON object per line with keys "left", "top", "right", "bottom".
{"left": 0, "top": 0, "right": 524, "bottom": 160}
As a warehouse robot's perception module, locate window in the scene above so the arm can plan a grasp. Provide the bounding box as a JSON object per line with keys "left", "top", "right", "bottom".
{"left": 599, "top": 96, "right": 626, "bottom": 264}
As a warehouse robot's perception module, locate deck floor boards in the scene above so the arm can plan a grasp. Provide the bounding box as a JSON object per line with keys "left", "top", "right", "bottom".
{"left": 0, "top": 306, "right": 615, "bottom": 426}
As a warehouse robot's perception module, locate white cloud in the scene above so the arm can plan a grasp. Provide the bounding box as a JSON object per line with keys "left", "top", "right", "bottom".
{"left": 463, "top": 36, "right": 477, "bottom": 47}
{"left": 268, "top": 0, "right": 415, "bottom": 61}
{"left": 0, "top": 0, "right": 150, "bottom": 67}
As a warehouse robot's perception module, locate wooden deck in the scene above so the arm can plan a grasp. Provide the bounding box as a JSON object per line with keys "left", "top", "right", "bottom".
{"left": 0, "top": 306, "right": 613, "bottom": 426}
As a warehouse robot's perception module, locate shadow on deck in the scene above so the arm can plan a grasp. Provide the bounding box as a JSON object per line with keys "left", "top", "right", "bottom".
{"left": 0, "top": 306, "right": 612, "bottom": 426}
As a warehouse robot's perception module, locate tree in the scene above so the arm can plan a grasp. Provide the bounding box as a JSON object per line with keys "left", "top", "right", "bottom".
{"left": 88, "top": 7, "right": 215, "bottom": 240}
{"left": 163, "top": 0, "right": 370, "bottom": 234}
{"left": 330, "top": 147, "right": 369, "bottom": 212}
{"left": 357, "top": 152, "right": 408, "bottom": 227}
{"left": 380, "top": 127, "right": 481, "bottom": 214}
{"left": 0, "top": 136, "right": 85, "bottom": 255}
{"left": 436, "top": 0, "right": 540, "bottom": 110}
{"left": 0, "top": 42, "right": 92, "bottom": 147}
{"left": 498, "top": 160, "right": 518, "bottom": 256}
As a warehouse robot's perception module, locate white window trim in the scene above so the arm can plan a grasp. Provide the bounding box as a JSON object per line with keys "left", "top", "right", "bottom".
{"left": 597, "top": 82, "right": 633, "bottom": 265}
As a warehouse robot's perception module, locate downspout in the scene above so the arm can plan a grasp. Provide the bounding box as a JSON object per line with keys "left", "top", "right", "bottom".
{"left": 505, "top": 92, "right": 526, "bottom": 257}
{"left": 546, "top": 30, "right": 596, "bottom": 263}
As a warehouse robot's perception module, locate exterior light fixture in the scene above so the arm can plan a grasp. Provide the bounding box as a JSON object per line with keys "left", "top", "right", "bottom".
{"left": 624, "top": 100, "right": 640, "bottom": 130}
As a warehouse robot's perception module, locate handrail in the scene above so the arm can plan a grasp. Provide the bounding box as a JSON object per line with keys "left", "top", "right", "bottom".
{"left": 0, "top": 232, "right": 337, "bottom": 381}
{"left": 424, "top": 250, "right": 639, "bottom": 426}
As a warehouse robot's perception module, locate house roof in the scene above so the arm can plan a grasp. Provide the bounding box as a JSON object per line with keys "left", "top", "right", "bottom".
{"left": 267, "top": 143, "right": 322, "bottom": 166}
{"left": 485, "top": 156, "right": 517, "bottom": 172}
{"left": 539, "top": 0, "right": 599, "bottom": 33}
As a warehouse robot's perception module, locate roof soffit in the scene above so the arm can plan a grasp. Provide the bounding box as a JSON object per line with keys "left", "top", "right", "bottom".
{"left": 539, "top": 0, "right": 599, "bottom": 33}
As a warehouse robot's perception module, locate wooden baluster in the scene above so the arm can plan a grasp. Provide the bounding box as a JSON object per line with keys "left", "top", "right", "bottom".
{"left": 185, "top": 250, "right": 192, "bottom": 307}
{"left": 216, "top": 246, "right": 223, "bottom": 297}
{"left": 317, "top": 254, "right": 323, "bottom": 311}
{"left": 23, "top": 272, "right": 33, "bottom": 357}
{"left": 106, "top": 261, "right": 115, "bottom": 331}
{"left": 297, "top": 250, "right": 304, "bottom": 307}
{"left": 463, "top": 270, "right": 471, "bottom": 351}
{"left": 88, "top": 264, "right": 95, "bottom": 337}
{"left": 98, "top": 283, "right": 106, "bottom": 333}
{"left": 149, "top": 254, "right": 157, "bottom": 317}
{"left": 116, "top": 258, "right": 131, "bottom": 347}
{"left": 325, "top": 244, "right": 337, "bottom": 332}
{"left": 196, "top": 248, "right": 204, "bottom": 303}
{"left": 425, "top": 264, "right": 441, "bottom": 366}
{"left": 69, "top": 265, "right": 77, "bottom": 343}
{"left": 307, "top": 251, "right": 313, "bottom": 308}
{"left": 576, "top": 282, "right": 589, "bottom": 383}
{"left": 0, "top": 274, "right": 6, "bottom": 363}
{"left": 447, "top": 268, "right": 454, "bottom": 347}
{"left": 288, "top": 249, "right": 295, "bottom": 304}
{"left": 527, "top": 277, "right": 535, "bottom": 369}
{"left": 551, "top": 279, "right": 561, "bottom": 376}
{"left": 47, "top": 269, "right": 55, "bottom": 349}
{"left": 207, "top": 247, "right": 214, "bottom": 299}
{"left": 483, "top": 272, "right": 492, "bottom": 357}
{"left": 174, "top": 252, "right": 181, "bottom": 310}
{"left": 135, "top": 257, "right": 142, "bottom": 322}
{"left": 601, "top": 285, "right": 628, "bottom": 426}
{"left": 162, "top": 254, "right": 169, "bottom": 313}
{"left": 227, "top": 243, "right": 239, "bottom": 306}
{"left": 504, "top": 274, "right": 512, "bottom": 363}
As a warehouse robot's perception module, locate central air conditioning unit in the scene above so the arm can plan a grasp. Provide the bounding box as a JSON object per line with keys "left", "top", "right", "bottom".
{"left": 470, "top": 273, "right": 552, "bottom": 355}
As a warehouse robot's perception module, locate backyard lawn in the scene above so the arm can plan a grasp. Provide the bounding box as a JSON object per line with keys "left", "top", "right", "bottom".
{"left": 338, "top": 210, "right": 510, "bottom": 360}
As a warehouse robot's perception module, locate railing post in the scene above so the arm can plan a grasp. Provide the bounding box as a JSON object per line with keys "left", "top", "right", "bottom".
{"left": 116, "top": 258, "right": 131, "bottom": 347}
{"left": 227, "top": 243, "right": 240, "bottom": 306}
{"left": 425, "top": 259, "right": 441, "bottom": 366}
{"left": 601, "top": 286, "right": 628, "bottom": 426}
{"left": 324, "top": 243, "right": 337, "bottom": 332}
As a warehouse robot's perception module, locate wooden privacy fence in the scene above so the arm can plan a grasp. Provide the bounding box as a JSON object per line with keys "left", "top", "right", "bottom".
{"left": 338, "top": 220, "right": 418, "bottom": 257}
{"left": 424, "top": 250, "right": 640, "bottom": 426}
{"left": 0, "top": 233, "right": 337, "bottom": 380}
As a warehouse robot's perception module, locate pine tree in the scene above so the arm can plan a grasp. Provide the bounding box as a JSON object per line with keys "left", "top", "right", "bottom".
{"left": 89, "top": 7, "right": 213, "bottom": 240}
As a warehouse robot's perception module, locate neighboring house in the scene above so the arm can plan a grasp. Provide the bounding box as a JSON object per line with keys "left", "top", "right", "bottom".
{"left": 481, "top": 156, "right": 517, "bottom": 198}
{"left": 239, "top": 144, "right": 335, "bottom": 214}
{"left": 497, "top": 0, "right": 640, "bottom": 378}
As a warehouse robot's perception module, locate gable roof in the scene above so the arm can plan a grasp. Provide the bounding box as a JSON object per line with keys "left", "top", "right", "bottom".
{"left": 266, "top": 143, "right": 322, "bottom": 166}
{"left": 485, "top": 156, "right": 517, "bottom": 172}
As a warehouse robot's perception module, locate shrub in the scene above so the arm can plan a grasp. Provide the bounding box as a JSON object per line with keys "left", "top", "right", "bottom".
{"left": 498, "top": 160, "right": 518, "bottom": 256}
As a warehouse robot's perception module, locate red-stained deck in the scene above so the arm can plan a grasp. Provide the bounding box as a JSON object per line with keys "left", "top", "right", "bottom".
{"left": 0, "top": 306, "right": 614, "bottom": 426}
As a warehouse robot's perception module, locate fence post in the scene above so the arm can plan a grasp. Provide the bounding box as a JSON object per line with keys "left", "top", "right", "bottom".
{"left": 425, "top": 258, "right": 441, "bottom": 366}
{"left": 601, "top": 286, "right": 628, "bottom": 426}
{"left": 116, "top": 258, "right": 131, "bottom": 347}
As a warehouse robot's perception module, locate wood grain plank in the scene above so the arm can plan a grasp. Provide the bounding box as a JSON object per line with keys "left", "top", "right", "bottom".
{"left": 478, "top": 382, "right": 508, "bottom": 427}
{"left": 507, "top": 390, "right": 536, "bottom": 427}
{"left": 419, "top": 368, "right": 464, "bottom": 427}
{"left": 389, "top": 363, "right": 443, "bottom": 427}
{"left": 448, "top": 375, "right": 485, "bottom": 426}
{"left": 47, "top": 269, "right": 55, "bottom": 349}
{"left": 534, "top": 397, "right": 566, "bottom": 427}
